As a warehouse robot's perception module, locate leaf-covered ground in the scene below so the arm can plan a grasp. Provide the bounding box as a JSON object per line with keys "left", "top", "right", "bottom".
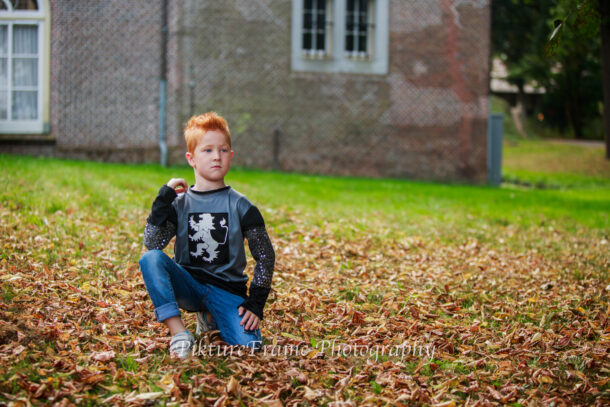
{"left": 0, "top": 155, "right": 608, "bottom": 406}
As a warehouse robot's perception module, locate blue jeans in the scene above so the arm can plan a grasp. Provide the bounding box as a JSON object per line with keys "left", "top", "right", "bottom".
{"left": 139, "top": 249, "right": 262, "bottom": 349}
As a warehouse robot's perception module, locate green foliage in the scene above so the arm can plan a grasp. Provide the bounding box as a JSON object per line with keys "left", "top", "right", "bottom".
{"left": 492, "top": 0, "right": 555, "bottom": 88}
{"left": 491, "top": 0, "right": 604, "bottom": 140}
{"left": 543, "top": 0, "right": 602, "bottom": 139}
{"left": 546, "top": 0, "right": 601, "bottom": 56}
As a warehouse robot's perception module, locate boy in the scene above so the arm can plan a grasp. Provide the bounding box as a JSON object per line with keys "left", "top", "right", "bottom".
{"left": 139, "top": 112, "right": 275, "bottom": 359}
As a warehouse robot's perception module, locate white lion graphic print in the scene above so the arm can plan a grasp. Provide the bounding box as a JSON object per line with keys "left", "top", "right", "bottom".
{"left": 188, "top": 212, "right": 229, "bottom": 265}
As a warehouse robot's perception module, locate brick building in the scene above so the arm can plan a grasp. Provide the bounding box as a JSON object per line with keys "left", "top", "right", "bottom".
{"left": 1, "top": 0, "right": 491, "bottom": 182}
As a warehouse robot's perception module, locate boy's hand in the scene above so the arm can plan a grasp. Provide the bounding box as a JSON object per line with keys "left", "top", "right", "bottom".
{"left": 167, "top": 178, "right": 188, "bottom": 194}
{"left": 238, "top": 306, "right": 260, "bottom": 331}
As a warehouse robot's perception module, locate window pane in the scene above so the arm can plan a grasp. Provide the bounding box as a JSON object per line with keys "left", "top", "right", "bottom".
{"left": 316, "top": 33, "right": 325, "bottom": 50}
{"left": 12, "top": 90, "right": 37, "bottom": 119}
{"left": 303, "top": 32, "right": 312, "bottom": 50}
{"left": 0, "top": 57, "right": 7, "bottom": 88}
{"left": 358, "top": 35, "right": 367, "bottom": 52}
{"left": 359, "top": 15, "right": 368, "bottom": 32}
{"left": 303, "top": 10, "right": 312, "bottom": 30}
{"left": 359, "top": 0, "right": 368, "bottom": 13}
{"left": 13, "top": 25, "right": 38, "bottom": 55}
{"left": 346, "top": 15, "right": 354, "bottom": 32}
{"left": 316, "top": 9, "right": 325, "bottom": 29}
{"left": 0, "top": 26, "right": 7, "bottom": 55}
{"left": 13, "top": 58, "right": 38, "bottom": 86}
{"left": 13, "top": 0, "right": 39, "bottom": 10}
{"left": 0, "top": 91, "right": 7, "bottom": 119}
{"left": 346, "top": 35, "right": 354, "bottom": 52}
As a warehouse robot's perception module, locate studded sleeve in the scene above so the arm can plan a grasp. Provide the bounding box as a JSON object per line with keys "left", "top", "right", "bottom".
{"left": 143, "top": 185, "right": 178, "bottom": 250}
{"left": 239, "top": 205, "right": 275, "bottom": 320}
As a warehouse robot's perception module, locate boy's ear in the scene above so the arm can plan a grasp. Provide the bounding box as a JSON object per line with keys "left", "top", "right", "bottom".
{"left": 230, "top": 150, "right": 234, "bottom": 158}
{"left": 185, "top": 151, "right": 195, "bottom": 168}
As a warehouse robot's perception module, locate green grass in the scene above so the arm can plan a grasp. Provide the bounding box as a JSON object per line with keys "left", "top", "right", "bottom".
{"left": 229, "top": 167, "right": 609, "bottom": 232}
{"left": 503, "top": 139, "right": 610, "bottom": 189}
{"left": 1, "top": 154, "right": 608, "bottom": 248}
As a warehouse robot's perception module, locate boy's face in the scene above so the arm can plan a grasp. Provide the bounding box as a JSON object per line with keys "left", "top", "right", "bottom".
{"left": 185, "top": 130, "right": 233, "bottom": 184}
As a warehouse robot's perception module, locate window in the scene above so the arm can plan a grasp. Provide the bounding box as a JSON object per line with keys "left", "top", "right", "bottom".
{"left": 291, "top": 0, "right": 388, "bottom": 74}
{"left": 345, "top": 0, "right": 372, "bottom": 59}
{"left": 0, "top": 0, "right": 48, "bottom": 134}
{"left": 302, "top": 0, "right": 331, "bottom": 58}
{"left": 1, "top": 24, "right": 39, "bottom": 121}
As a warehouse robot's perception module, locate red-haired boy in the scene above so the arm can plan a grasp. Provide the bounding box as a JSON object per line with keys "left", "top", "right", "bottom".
{"left": 139, "top": 112, "right": 275, "bottom": 358}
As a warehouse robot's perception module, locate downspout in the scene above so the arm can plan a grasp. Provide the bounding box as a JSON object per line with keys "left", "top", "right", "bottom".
{"left": 158, "top": 0, "right": 168, "bottom": 166}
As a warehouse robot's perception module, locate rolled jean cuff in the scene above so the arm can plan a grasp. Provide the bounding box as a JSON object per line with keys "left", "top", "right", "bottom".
{"left": 155, "top": 301, "right": 181, "bottom": 322}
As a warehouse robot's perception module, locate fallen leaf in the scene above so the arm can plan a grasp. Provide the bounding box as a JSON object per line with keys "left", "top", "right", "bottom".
{"left": 91, "top": 350, "right": 115, "bottom": 362}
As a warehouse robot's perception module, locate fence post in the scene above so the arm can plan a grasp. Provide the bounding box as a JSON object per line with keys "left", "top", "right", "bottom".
{"left": 487, "top": 113, "right": 503, "bottom": 186}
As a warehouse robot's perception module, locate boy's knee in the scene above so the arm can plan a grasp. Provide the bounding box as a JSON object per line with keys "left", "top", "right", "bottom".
{"left": 140, "top": 249, "right": 164, "bottom": 262}
{"left": 139, "top": 249, "right": 166, "bottom": 269}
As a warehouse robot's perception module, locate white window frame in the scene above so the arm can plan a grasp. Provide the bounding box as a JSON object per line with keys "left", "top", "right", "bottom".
{"left": 291, "top": 0, "right": 388, "bottom": 75}
{"left": 0, "top": 0, "right": 47, "bottom": 134}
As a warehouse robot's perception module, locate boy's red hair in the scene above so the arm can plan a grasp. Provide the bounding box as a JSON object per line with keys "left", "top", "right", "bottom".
{"left": 184, "top": 112, "right": 232, "bottom": 153}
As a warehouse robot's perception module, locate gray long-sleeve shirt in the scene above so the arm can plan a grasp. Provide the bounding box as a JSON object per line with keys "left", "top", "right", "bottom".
{"left": 143, "top": 185, "right": 275, "bottom": 319}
